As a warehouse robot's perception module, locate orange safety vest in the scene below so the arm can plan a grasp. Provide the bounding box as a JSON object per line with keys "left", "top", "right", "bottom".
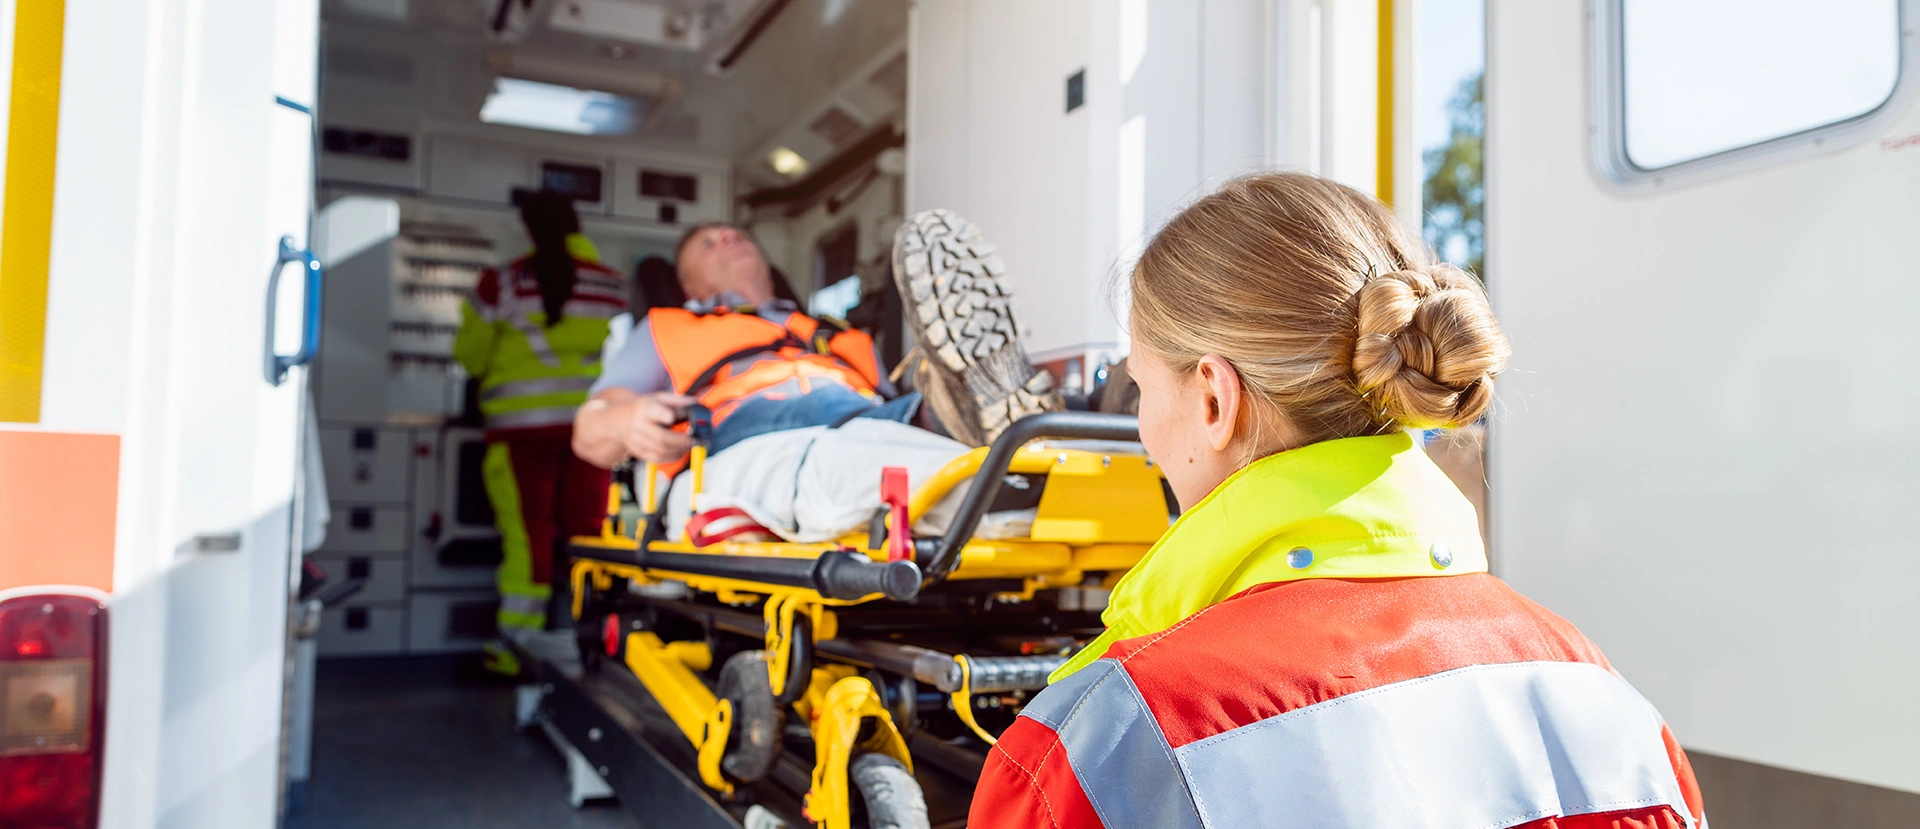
{"left": 646, "top": 306, "right": 883, "bottom": 427}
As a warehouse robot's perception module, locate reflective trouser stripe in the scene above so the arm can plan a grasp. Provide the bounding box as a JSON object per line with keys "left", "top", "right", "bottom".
{"left": 481, "top": 443, "right": 550, "bottom": 632}
{"left": 481, "top": 374, "right": 597, "bottom": 402}
{"left": 498, "top": 594, "right": 546, "bottom": 631}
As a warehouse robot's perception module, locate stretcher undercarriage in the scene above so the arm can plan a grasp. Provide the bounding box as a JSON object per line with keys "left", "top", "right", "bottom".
{"left": 524, "top": 412, "right": 1170, "bottom": 829}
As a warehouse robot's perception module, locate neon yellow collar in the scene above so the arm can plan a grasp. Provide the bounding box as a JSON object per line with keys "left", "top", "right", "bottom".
{"left": 565, "top": 233, "right": 600, "bottom": 263}
{"left": 1053, "top": 431, "right": 1487, "bottom": 681}
{"left": 525, "top": 234, "right": 602, "bottom": 263}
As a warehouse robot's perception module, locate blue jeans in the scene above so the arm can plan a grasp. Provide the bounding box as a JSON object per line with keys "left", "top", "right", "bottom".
{"left": 709, "top": 386, "right": 922, "bottom": 456}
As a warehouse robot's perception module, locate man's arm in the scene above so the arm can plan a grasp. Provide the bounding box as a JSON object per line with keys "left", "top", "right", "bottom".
{"left": 573, "top": 314, "right": 696, "bottom": 468}
{"left": 572, "top": 388, "right": 696, "bottom": 469}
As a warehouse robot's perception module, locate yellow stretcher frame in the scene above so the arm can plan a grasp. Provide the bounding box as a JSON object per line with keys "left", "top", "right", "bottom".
{"left": 569, "top": 413, "right": 1163, "bottom": 829}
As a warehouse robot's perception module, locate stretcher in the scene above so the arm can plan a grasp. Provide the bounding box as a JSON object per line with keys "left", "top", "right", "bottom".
{"left": 559, "top": 410, "right": 1169, "bottom": 829}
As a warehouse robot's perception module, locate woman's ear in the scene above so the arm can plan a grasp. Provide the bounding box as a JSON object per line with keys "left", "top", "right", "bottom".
{"left": 1194, "top": 355, "right": 1243, "bottom": 452}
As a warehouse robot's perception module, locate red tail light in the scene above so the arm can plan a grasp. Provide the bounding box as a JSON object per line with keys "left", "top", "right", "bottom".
{"left": 0, "top": 591, "right": 107, "bottom": 829}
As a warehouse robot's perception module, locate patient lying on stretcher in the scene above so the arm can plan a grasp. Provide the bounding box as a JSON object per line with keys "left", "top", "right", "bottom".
{"left": 573, "top": 215, "right": 1065, "bottom": 494}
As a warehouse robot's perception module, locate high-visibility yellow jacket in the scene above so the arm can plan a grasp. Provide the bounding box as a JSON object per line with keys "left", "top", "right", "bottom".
{"left": 453, "top": 235, "right": 627, "bottom": 433}
{"left": 973, "top": 433, "right": 1706, "bottom": 829}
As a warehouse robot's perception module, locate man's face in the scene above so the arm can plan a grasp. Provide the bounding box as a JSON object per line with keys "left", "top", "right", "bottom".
{"left": 678, "top": 225, "right": 774, "bottom": 303}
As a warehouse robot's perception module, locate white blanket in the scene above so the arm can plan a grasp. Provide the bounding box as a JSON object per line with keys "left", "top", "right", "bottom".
{"left": 662, "top": 419, "right": 1034, "bottom": 543}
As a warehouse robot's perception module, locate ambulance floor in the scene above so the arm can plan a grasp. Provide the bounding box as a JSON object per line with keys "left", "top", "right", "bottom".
{"left": 286, "top": 655, "right": 643, "bottom": 829}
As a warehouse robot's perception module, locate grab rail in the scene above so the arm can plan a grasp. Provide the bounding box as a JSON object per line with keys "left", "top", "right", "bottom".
{"left": 918, "top": 412, "right": 1141, "bottom": 581}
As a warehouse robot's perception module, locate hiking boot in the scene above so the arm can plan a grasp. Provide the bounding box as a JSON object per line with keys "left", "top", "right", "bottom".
{"left": 1094, "top": 357, "right": 1141, "bottom": 415}
{"left": 909, "top": 349, "right": 985, "bottom": 446}
{"left": 892, "top": 210, "right": 1062, "bottom": 444}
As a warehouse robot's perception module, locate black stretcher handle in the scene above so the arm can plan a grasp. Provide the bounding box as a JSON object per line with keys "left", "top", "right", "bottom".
{"left": 812, "top": 550, "right": 922, "bottom": 602}
{"left": 920, "top": 412, "right": 1142, "bottom": 582}
{"left": 574, "top": 543, "right": 925, "bottom": 603}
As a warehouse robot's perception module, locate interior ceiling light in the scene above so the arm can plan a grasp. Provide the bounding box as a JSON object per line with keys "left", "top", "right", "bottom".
{"left": 767, "top": 146, "right": 809, "bottom": 178}
{"left": 479, "top": 77, "right": 644, "bottom": 136}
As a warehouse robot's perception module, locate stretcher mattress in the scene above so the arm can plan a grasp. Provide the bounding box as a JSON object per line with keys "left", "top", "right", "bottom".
{"left": 662, "top": 419, "right": 1033, "bottom": 544}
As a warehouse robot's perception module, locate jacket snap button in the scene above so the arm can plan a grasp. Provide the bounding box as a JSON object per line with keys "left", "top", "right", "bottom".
{"left": 1286, "top": 547, "right": 1314, "bottom": 569}
{"left": 1430, "top": 542, "right": 1454, "bottom": 569}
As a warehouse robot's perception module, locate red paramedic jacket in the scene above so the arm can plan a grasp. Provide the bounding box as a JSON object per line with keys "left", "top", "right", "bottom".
{"left": 969, "top": 574, "right": 1707, "bottom": 829}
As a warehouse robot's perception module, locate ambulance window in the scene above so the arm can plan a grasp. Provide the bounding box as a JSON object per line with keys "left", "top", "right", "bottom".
{"left": 1612, "top": 0, "right": 1902, "bottom": 172}
{"left": 812, "top": 222, "right": 859, "bottom": 306}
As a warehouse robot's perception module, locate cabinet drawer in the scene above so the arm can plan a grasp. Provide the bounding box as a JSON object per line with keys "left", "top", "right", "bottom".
{"left": 316, "top": 603, "right": 405, "bottom": 657}
{"left": 311, "top": 552, "right": 407, "bottom": 604}
{"left": 405, "top": 591, "right": 498, "bottom": 655}
{"left": 317, "top": 504, "right": 410, "bottom": 553}
{"left": 319, "top": 426, "right": 414, "bottom": 504}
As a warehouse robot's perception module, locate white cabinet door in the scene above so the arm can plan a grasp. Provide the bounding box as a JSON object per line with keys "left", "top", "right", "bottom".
{"left": 1487, "top": 0, "right": 1920, "bottom": 795}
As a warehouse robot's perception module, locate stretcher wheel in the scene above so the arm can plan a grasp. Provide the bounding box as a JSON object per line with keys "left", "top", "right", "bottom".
{"left": 716, "top": 649, "right": 784, "bottom": 784}
{"left": 867, "top": 670, "right": 917, "bottom": 739}
{"left": 775, "top": 616, "right": 813, "bottom": 708}
{"left": 850, "top": 753, "right": 929, "bottom": 829}
{"left": 575, "top": 582, "right": 607, "bottom": 673}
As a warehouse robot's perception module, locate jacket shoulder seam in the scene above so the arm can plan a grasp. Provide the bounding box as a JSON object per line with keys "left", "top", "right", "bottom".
{"left": 988, "top": 740, "right": 1064, "bottom": 829}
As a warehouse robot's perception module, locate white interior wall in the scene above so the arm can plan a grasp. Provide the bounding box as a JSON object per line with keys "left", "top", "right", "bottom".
{"left": 1320, "top": 0, "right": 1380, "bottom": 194}
{"left": 750, "top": 172, "right": 901, "bottom": 299}
{"left": 908, "top": 0, "right": 1285, "bottom": 362}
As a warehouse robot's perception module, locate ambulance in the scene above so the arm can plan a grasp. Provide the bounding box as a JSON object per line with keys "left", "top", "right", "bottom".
{"left": 0, "top": 0, "right": 1913, "bottom": 827}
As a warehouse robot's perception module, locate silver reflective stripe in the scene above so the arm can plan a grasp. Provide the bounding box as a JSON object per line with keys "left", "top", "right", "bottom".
{"left": 485, "top": 406, "right": 579, "bottom": 430}
{"left": 1019, "top": 655, "right": 1113, "bottom": 729}
{"left": 1018, "top": 658, "right": 1206, "bottom": 829}
{"left": 481, "top": 375, "right": 597, "bottom": 402}
{"left": 500, "top": 594, "right": 546, "bottom": 615}
{"left": 558, "top": 298, "right": 622, "bottom": 320}
{"left": 1175, "top": 661, "right": 1692, "bottom": 829}
{"left": 510, "top": 317, "right": 561, "bottom": 366}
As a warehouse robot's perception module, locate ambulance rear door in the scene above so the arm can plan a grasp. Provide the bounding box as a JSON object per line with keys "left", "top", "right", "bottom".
{"left": 1487, "top": 0, "right": 1920, "bottom": 805}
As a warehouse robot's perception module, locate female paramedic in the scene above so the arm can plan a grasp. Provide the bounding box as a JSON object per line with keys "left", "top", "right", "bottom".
{"left": 452, "top": 190, "right": 627, "bottom": 676}
{"left": 969, "top": 172, "right": 1706, "bottom": 829}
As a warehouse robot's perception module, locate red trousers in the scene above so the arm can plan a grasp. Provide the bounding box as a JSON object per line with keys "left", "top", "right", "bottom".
{"left": 483, "top": 427, "right": 610, "bottom": 630}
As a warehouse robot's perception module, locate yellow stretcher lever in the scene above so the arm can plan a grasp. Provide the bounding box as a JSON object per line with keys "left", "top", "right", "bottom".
{"left": 951, "top": 654, "right": 999, "bottom": 746}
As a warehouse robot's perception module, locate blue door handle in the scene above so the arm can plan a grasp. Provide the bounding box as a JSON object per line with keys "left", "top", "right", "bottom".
{"left": 265, "top": 235, "right": 323, "bottom": 386}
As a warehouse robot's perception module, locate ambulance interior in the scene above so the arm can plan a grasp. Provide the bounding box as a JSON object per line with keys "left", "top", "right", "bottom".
{"left": 297, "top": 1, "right": 926, "bottom": 825}
{"left": 77, "top": 0, "right": 1911, "bottom": 827}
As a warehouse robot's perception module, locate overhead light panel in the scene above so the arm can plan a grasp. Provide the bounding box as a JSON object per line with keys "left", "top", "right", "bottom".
{"left": 768, "top": 146, "right": 809, "bottom": 178}
{"left": 479, "top": 78, "right": 643, "bottom": 136}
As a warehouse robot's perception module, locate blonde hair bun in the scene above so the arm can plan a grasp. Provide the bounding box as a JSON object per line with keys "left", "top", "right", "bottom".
{"left": 1128, "top": 171, "right": 1510, "bottom": 448}
{"left": 1351, "top": 265, "right": 1509, "bottom": 430}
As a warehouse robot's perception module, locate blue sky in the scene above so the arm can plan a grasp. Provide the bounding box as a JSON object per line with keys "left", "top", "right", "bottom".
{"left": 1418, "top": 0, "right": 1485, "bottom": 153}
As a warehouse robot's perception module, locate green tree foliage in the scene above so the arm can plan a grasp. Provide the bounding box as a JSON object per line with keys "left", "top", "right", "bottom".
{"left": 1422, "top": 71, "right": 1484, "bottom": 278}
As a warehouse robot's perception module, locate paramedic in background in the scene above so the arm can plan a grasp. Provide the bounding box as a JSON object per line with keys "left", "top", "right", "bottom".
{"left": 452, "top": 190, "right": 628, "bottom": 676}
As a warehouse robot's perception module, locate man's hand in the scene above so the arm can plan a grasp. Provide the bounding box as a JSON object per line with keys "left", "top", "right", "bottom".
{"left": 573, "top": 389, "right": 698, "bottom": 469}
{"left": 620, "top": 391, "right": 697, "bottom": 464}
